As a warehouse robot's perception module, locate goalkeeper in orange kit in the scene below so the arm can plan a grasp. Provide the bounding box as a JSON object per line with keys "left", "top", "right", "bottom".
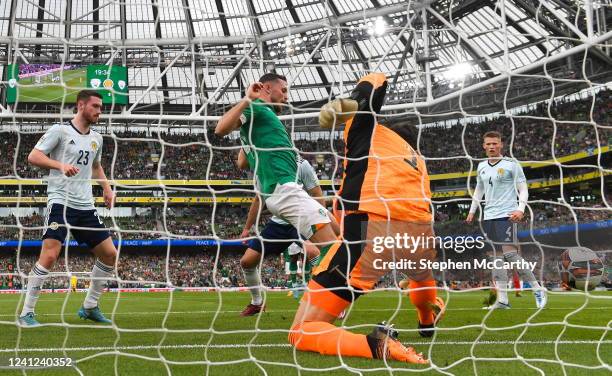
{"left": 287, "top": 73, "right": 444, "bottom": 364}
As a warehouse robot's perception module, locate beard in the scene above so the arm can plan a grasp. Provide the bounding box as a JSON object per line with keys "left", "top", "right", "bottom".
{"left": 86, "top": 113, "right": 100, "bottom": 124}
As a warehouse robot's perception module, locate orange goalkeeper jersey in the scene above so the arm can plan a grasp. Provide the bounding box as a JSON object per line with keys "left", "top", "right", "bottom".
{"left": 334, "top": 73, "right": 432, "bottom": 222}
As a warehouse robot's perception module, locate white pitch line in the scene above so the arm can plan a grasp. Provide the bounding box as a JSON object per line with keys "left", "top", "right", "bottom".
{"left": 0, "top": 306, "right": 609, "bottom": 318}
{"left": 1, "top": 340, "right": 611, "bottom": 354}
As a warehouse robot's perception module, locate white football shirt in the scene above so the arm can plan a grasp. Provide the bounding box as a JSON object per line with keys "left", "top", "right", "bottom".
{"left": 35, "top": 121, "right": 103, "bottom": 210}
{"left": 475, "top": 157, "right": 527, "bottom": 220}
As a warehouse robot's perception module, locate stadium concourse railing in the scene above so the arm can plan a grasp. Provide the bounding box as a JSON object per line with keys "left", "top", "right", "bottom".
{"left": 0, "top": 169, "right": 608, "bottom": 204}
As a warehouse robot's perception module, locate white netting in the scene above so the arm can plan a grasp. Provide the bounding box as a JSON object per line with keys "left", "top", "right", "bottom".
{"left": 0, "top": 0, "right": 611, "bottom": 374}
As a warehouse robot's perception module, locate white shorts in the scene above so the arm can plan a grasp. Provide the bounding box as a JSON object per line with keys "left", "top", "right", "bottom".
{"left": 287, "top": 242, "right": 302, "bottom": 256}
{"left": 264, "top": 182, "right": 331, "bottom": 239}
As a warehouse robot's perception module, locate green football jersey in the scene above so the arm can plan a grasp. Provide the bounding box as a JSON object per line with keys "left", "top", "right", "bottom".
{"left": 220, "top": 267, "right": 229, "bottom": 278}
{"left": 239, "top": 99, "right": 297, "bottom": 194}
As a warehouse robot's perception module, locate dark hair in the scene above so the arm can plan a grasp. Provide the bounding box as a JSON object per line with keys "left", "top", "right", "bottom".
{"left": 259, "top": 73, "right": 287, "bottom": 84}
{"left": 483, "top": 131, "right": 502, "bottom": 140}
{"left": 76, "top": 90, "right": 103, "bottom": 104}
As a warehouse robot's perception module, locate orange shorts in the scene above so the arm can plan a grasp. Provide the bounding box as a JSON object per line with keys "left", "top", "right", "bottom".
{"left": 304, "top": 212, "right": 436, "bottom": 316}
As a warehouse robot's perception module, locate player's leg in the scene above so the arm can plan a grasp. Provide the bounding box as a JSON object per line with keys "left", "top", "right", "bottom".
{"left": 513, "top": 270, "right": 522, "bottom": 297}
{"left": 74, "top": 209, "right": 114, "bottom": 323}
{"left": 307, "top": 224, "right": 337, "bottom": 261}
{"left": 240, "top": 222, "right": 294, "bottom": 316}
{"left": 289, "top": 253, "right": 299, "bottom": 288}
{"left": 303, "top": 253, "right": 312, "bottom": 284}
{"left": 289, "top": 214, "right": 374, "bottom": 358}
{"left": 19, "top": 238, "right": 63, "bottom": 326}
{"left": 288, "top": 214, "right": 428, "bottom": 364}
{"left": 483, "top": 219, "right": 510, "bottom": 309}
{"left": 385, "top": 220, "right": 443, "bottom": 337}
{"left": 19, "top": 204, "right": 68, "bottom": 326}
{"left": 240, "top": 248, "right": 264, "bottom": 315}
{"left": 289, "top": 254, "right": 427, "bottom": 363}
{"left": 407, "top": 278, "right": 444, "bottom": 337}
{"left": 499, "top": 220, "right": 546, "bottom": 308}
{"left": 287, "top": 243, "right": 311, "bottom": 299}
{"left": 303, "top": 241, "right": 320, "bottom": 268}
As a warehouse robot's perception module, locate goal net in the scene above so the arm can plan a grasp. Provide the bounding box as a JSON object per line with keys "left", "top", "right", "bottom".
{"left": 0, "top": 0, "right": 610, "bottom": 374}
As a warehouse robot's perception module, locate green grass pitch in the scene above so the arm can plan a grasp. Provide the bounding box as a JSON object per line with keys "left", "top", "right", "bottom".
{"left": 0, "top": 290, "right": 610, "bottom": 375}
{"left": 16, "top": 68, "right": 87, "bottom": 103}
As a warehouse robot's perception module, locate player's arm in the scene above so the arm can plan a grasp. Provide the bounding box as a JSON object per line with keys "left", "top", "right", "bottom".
{"left": 236, "top": 149, "right": 249, "bottom": 170}
{"left": 319, "top": 99, "right": 358, "bottom": 129}
{"left": 319, "top": 73, "right": 387, "bottom": 129}
{"left": 466, "top": 171, "right": 484, "bottom": 223}
{"left": 28, "top": 148, "right": 79, "bottom": 177}
{"left": 92, "top": 161, "right": 115, "bottom": 209}
{"left": 215, "top": 82, "right": 263, "bottom": 137}
{"left": 240, "top": 195, "right": 261, "bottom": 239}
{"left": 509, "top": 162, "right": 528, "bottom": 222}
{"left": 29, "top": 125, "right": 79, "bottom": 176}
{"left": 509, "top": 182, "right": 528, "bottom": 222}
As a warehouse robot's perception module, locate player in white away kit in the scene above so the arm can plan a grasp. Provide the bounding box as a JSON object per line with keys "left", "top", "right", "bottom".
{"left": 466, "top": 131, "right": 547, "bottom": 309}
{"left": 18, "top": 90, "right": 118, "bottom": 327}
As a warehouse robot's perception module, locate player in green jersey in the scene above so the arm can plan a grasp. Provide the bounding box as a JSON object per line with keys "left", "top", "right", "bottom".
{"left": 215, "top": 73, "right": 338, "bottom": 258}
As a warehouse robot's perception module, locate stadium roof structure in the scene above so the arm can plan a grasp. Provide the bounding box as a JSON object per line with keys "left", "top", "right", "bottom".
{"left": 0, "top": 0, "right": 610, "bottom": 123}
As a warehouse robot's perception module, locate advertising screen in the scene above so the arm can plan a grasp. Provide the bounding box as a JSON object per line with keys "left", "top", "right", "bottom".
{"left": 6, "top": 64, "right": 128, "bottom": 105}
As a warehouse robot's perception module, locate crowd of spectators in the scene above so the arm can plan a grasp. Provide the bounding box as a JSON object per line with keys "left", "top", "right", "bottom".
{"left": 0, "top": 90, "right": 609, "bottom": 291}
{"left": 1, "top": 194, "right": 608, "bottom": 242}
{"left": 17, "top": 64, "right": 81, "bottom": 77}
{"left": 1, "top": 242, "right": 607, "bottom": 290}
{"left": 0, "top": 249, "right": 286, "bottom": 290}
{"left": 1, "top": 90, "right": 609, "bottom": 180}
{"left": 0, "top": 205, "right": 250, "bottom": 241}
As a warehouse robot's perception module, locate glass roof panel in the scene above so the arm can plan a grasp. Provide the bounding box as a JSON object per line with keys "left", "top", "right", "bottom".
{"left": 129, "top": 67, "right": 162, "bottom": 87}
{"left": 126, "top": 22, "right": 156, "bottom": 39}
{"left": 159, "top": 0, "right": 185, "bottom": 21}
{"left": 331, "top": 0, "right": 373, "bottom": 14}
{"left": 253, "top": 0, "right": 285, "bottom": 13}
{"left": 167, "top": 90, "right": 193, "bottom": 105}
{"left": 0, "top": 0, "right": 588, "bottom": 106}
{"left": 44, "top": 0, "right": 65, "bottom": 19}
{"left": 222, "top": 0, "right": 253, "bottom": 35}
{"left": 129, "top": 89, "right": 164, "bottom": 104}
{"left": 191, "top": 0, "right": 224, "bottom": 37}
{"left": 258, "top": 10, "right": 293, "bottom": 33}
{"left": 294, "top": 4, "right": 328, "bottom": 23}
{"left": 125, "top": 2, "right": 154, "bottom": 21}
{"left": 99, "top": 1, "right": 120, "bottom": 21}
{"left": 167, "top": 67, "right": 194, "bottom": 88}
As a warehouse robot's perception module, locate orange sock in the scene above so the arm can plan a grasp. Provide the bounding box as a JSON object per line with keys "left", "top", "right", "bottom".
{"left": 289, "top": 321, "right": 373, "bottom": 358}
{"left": 408, "top": 279, "right": 437, "bottom": 325}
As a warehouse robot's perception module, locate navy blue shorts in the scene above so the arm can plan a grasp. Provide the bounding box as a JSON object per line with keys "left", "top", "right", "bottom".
{"left": 247, "top": 221, "right": 302, "bottom": 255}
{"left": 482, "top": 217, "right": 517, "bottom": 251}
{"left": 43, "top": 204, "right": 110, "bottom": 249}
